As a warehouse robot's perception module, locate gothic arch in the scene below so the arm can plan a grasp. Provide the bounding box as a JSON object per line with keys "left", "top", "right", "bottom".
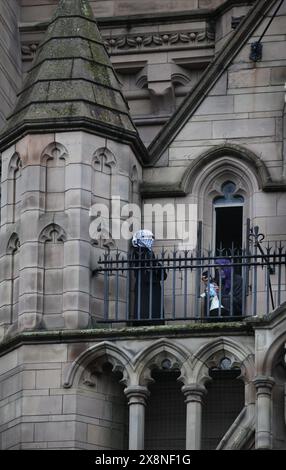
{"left": 180, "top": 144, "right": 271, "bottom": 195}
{"left": 133, "top": 338, "right": 193, "bottom": 387}
{"left": 63, "top": 341, "right": 134, "bottom": 389}
{"left": 8, "top": 152, "right": 22, "bottom": 177}
{"left": 39, "top": 223, "right": 67, "bottom": 243}
{"left": 191, "top": 337, "right": 255, "bottom": 386}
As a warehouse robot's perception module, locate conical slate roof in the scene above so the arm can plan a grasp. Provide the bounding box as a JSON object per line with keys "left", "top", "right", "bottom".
{"left": 0, "top": 0, "right": 147, "bottom": 159}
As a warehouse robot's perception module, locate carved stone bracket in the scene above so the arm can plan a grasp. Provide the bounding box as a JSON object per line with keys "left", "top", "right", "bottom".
{"left": 21, "top": 43, "right": 38, "bottom": 61}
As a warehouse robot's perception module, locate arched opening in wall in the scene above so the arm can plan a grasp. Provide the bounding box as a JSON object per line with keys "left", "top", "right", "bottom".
{"left": 191, "top": 155, "right": 256, "bottom": 254}
{"left": 201, "top": 367, "right": 245, "bottom": 450}
{"left": 145, "top": 369, "right": 186, "bottom": 450}
{"left": 271, "top": 347, "right": 286, "bottom": 449}
{"left": 80, "top": 362, "right": 128, "bottom": 450}
{"left": 213, "top": 181, "right": 244, "bottom": 254}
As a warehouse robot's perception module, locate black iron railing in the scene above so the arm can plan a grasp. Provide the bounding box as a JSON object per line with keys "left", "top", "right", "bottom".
{"left": 96, "top": 232, "right": 286, "bottom": 324}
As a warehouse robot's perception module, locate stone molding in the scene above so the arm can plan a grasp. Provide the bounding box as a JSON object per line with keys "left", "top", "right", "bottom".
{"left": 39, "top": 223, "right": 67, "bottom": 243}
{"left": 253, "top": 376, "right": 275, "bottom": 396}
{"left": 41, "top": 142, "right": 69, "bottom": 163}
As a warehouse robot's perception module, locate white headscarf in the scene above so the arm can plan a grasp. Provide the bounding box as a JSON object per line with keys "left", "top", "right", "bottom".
{"left": 132, "top": 229, "right": 154, "bottom": 251}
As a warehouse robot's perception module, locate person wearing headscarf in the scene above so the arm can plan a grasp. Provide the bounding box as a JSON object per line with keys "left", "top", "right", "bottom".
{"left": 131, "top": 230, "right": 167, "bottom": 321}
{"left": 214, "top": 258, "right": 243, "bottom": 317}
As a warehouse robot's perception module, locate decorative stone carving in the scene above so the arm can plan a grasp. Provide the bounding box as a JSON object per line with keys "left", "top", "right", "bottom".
{"left": 41, "top": 142, "right": 68, "bottom": 162}
{"left": 39, "top": 224, "right": 67, "bottom": 243}
{"left": 63, "top": 341, "right": 134, "bottom": 389}
{"left": 103, "top": 28, "right": 215, "bottom": 53}
{"left": 206, "top": 351, "right": 241, "bottom": 372}
{"left": 82, "top": 370, "right": 97, "bottom": 387}
{"left": 21, "top": 43, "right": 38, "bottom": 60}
{"left": 134, "top": 338, "right": 193, "bottom": 387}
{"left": 92, "top": 147, "right": 117, "bottom": 171}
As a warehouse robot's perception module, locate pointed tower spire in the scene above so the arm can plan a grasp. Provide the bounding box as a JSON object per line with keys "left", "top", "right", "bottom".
{"left": 0, "top": 0, "right": 147, "bottom": 159}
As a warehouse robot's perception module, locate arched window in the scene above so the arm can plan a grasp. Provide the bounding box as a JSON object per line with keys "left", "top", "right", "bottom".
{"left": 213, "top": 181, "right": 244, "bottom": 252}
{"left": 187, "top": 145, "right": 262, "bottom": 253}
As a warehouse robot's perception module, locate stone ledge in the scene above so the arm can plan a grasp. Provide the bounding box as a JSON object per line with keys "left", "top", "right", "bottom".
{"left": 0, "top": 321, "right": 254, "bottom": 357}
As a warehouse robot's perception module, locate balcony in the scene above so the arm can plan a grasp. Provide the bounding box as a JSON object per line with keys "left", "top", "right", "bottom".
{"left": 95, "top": 231, "right": 286, "bottom": 325}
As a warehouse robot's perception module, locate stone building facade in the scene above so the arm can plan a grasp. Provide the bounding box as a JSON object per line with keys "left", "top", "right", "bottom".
{"left": 0, "top": 0, "right": 285, "bottom": 450}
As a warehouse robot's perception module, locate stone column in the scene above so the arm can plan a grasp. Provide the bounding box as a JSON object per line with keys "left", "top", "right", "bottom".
{"left": 182, "top": 384, "right": 207, "bottom": 450}
{"left": 254, "top": 376, "right": 275, "bottom": 449}
{"left": 124, "top": 385, "right": 150, "bottom": 450}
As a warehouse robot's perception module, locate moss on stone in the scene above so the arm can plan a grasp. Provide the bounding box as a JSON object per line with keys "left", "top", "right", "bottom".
{"left": 45, "top": 17, "right": 102, "bottom": 44}
{"left": 54, "top": 0, "right": 94, "bottom": 20}
{"left": 2, "top": 0, "right": 139, "bottom": 142}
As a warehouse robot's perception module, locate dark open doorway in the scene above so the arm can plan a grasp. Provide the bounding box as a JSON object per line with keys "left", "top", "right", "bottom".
{"left": 202, "top": 369, "right": 245, "bottom": 449}
{"left": 145, "top": 370, "right": 186, "bottom": 450}
{"left": 215, "top": 206, "right": 243, "bottom": 252}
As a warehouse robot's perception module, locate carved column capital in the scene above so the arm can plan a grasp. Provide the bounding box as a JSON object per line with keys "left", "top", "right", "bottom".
{"left": 124, "top": 385, "right": 150, "bottom": 406}
{"left": 253, "top": 376, "right": 275, "bottom": 396}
